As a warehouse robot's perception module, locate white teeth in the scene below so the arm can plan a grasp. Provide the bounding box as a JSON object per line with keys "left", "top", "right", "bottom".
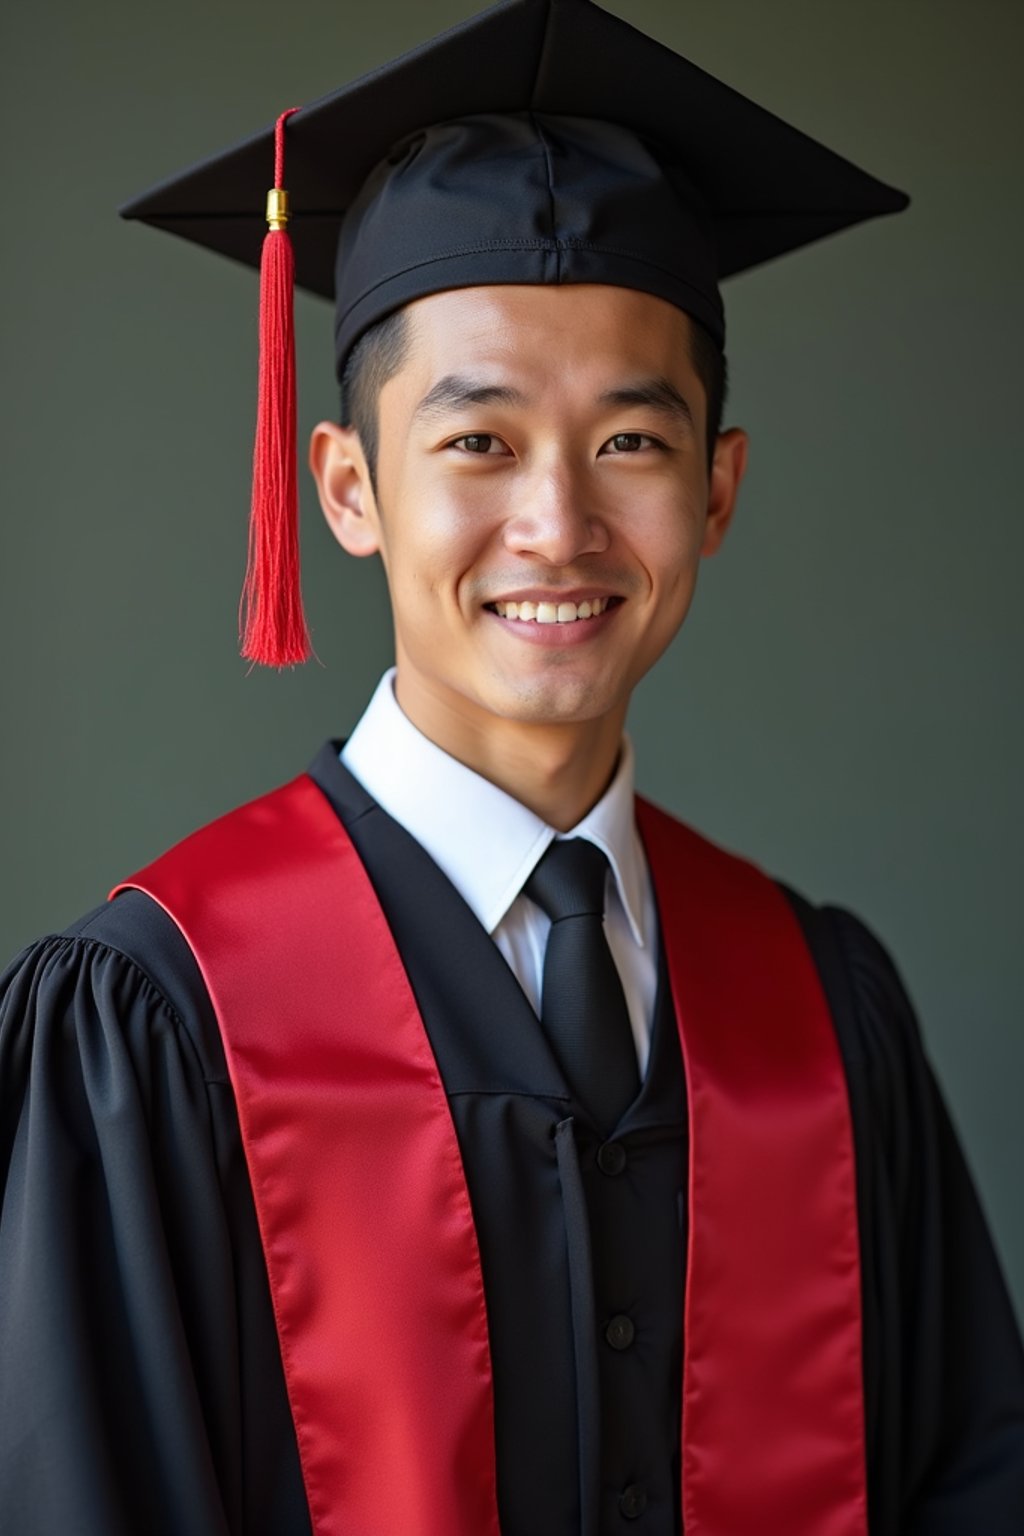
{"left": 493, "top": 596, "right": 611, "bottom": 623}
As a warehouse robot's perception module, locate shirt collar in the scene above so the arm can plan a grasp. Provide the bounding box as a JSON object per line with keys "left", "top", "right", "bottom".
{"left": 340, "top": 668, "right": 647, "bottom": 945}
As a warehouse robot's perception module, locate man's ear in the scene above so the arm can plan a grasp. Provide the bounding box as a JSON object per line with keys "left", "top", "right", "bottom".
{"left": 701, "top": 426, "right": 748, "bottom": 557}
{"left": 308, "top": 421, "right": 381, "bottom": 557}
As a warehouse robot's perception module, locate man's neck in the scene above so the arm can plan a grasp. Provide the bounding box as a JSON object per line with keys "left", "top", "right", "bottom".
{"left": 392, "top": 674, "right": 627, "bottom": 832}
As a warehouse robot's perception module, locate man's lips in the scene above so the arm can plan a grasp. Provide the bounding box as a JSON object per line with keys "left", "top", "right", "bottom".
{"left": 483, "top": 593, "right": 624, "bottom": 625}
{"left": 483, "top": 593, "right": 625, "bottom": 643}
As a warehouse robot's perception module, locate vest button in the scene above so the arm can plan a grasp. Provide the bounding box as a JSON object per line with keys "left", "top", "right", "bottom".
{"left": 605, "top": 1313, "right": 635, "bottom": 1350}
{"left": 597, "top": 1139, "right": 627, "bottom": 1175}
{"left": 618, "top": 1482, "right": 648, "bottom": 1519}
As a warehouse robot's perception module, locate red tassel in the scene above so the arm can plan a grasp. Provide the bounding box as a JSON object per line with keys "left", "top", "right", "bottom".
{"left": 240, "top": 107, "right": 312, "bottom": 667}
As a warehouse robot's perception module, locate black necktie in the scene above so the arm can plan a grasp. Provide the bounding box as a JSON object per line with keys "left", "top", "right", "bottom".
{"left": 525, "top": 838, "right": 642, "bottom": 1134}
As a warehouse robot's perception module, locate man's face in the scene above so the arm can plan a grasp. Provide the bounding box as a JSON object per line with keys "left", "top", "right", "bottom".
{"left": 321, "top": 283, "right": 744, "bottom": 741}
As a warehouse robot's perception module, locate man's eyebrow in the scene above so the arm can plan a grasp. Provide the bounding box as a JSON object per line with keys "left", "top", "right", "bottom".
{"left": 410, "top": 371, "right": 695, "bottom": 430}
{"left": 596, "top": 376, "right": 695, "bottom": 432}
{"left": 412, "top": 375, "right": 528, "bottom": 424}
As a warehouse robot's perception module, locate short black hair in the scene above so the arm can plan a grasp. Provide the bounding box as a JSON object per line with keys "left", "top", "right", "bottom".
{"left": 339, "top": 299, "right": 728, "bottom": 495}
{"left": 688, "top": 318, "right": 729, "bottom": 467}
{"left": 339, "top": 307, "right": 414, "bottom": 501}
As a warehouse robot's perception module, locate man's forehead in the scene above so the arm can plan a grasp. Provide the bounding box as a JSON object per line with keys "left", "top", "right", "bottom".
{"left": 397, "top": 283, "right": 697, "bottom": 382}
{"left": 406, "top": 281, "right": 691, "bottom": 332}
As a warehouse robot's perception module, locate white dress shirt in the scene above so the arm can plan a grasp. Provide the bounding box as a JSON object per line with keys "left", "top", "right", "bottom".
{"left": 341, "top": 669, "right": 660, "bottom": 1078}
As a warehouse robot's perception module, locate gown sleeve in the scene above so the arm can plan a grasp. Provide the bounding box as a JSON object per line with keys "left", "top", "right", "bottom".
{"left": 826, "top": 905, "right": 1024, "bottom": 1535}
{"left": 0, "top": 899, "right": 306, "bottom": 1536}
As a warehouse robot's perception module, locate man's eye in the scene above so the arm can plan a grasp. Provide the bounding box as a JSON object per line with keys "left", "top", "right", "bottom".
{"left": 605, "top": 432, "right": 660, "bottom": 453}
{"left": 449, "top": 433, "right": 505, "bottom": 454}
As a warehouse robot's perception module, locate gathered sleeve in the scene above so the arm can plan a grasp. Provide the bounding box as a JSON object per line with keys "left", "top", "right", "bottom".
{"left": 827, "top": 905, "right": 1024, "bottom": 1535}
{"left": 0, "top": 920, "right": 256, "bottom": 1535}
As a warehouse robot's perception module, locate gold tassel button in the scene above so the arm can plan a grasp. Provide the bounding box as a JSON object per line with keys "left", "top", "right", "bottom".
{"left": 265, "top": 187, "right": 291, "bottom": 231}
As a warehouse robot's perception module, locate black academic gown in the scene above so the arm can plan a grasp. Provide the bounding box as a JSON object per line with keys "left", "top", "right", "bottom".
{"left": 2, "top": 741, "right": 1023, "bottom": 1535}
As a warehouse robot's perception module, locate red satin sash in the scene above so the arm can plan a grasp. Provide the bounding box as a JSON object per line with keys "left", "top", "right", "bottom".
{"left": 635, "top": 799, "right": 868, "bottom": 1536}
{"left": 111, "top": 773, "right": 867, "bottom": 1536}
{"left": 113, "top": 774, "right": 500, "bottom": 1536}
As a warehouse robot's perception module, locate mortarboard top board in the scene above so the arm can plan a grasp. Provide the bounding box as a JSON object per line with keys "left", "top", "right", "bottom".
{"left": 120, "top": 0, "right": 910, "bottom": 358}
{"left": 119, "top": 0, "right": 910, "bottom": 668}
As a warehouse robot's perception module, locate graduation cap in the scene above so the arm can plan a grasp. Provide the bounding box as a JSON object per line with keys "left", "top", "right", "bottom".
{"left": 120, "top": 0, "right": 909, "bottom": 667}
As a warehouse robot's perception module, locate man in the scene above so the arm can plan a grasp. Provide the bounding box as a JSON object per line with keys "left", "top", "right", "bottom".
{"left": 1, "top": 1, "right": 1022, "bottom": 1533}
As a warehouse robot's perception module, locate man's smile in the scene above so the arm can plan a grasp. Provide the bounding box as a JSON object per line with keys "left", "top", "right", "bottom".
{"left": 483, "top": 593, "right": 625, "bottom": 644}
{"left": 488, "top": 594, "right": 618, "bottom": 624}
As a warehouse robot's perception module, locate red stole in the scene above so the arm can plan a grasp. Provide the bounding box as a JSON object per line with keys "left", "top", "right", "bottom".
{"left": 110, "top": 773, "right": 868, "bottom": 1536}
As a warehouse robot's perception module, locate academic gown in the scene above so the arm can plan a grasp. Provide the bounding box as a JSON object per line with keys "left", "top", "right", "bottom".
{"left": 1, "top": 740, "right": 1023, "bottom": 1535}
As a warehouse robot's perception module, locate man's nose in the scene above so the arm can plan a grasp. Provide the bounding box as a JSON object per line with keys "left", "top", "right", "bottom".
{"left": 500, "top": 463, "right": 611, "bottom": 564}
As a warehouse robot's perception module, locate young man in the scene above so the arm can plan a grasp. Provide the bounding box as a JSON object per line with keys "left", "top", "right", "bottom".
{"left": 1, "top": 2, "right": 1022, "bottom": 1533}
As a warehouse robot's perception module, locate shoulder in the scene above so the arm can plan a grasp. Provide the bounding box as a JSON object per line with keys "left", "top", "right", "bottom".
{"left": 1, "top": 888, "right": 227, "bottom": 1086}
{"left": 781, "top": 884, "right": 922, "bottom": 1046}
{"left": 777, "top": 881, "right": 932, "bottom": 1159}
{"left": 1, "top": 755, "right": 352, "bottom": 1094}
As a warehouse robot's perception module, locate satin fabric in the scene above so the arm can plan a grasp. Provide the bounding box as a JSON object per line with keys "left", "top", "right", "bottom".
{"left": 113, "top": 774, "right": 500, "bottom": 1536}
{"left": 636, "top": 799, "right": 868, "bottom": 1535}
{"left": 112, "top": 774, "right": 867, "bottom": 1535}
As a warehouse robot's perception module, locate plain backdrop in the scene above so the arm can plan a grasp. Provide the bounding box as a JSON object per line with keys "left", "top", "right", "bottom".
{"left": 1, "top": 0, "right": 1021, "bottom": 1319}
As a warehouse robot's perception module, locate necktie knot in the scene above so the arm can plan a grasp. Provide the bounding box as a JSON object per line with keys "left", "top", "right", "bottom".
{"left": 524, "top": 838, "right": 609, "bottom": 923}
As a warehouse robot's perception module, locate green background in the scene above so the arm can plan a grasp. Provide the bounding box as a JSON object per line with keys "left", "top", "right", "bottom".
{"left": 2, "top": 0, "right": 1021, "bottom": 1319}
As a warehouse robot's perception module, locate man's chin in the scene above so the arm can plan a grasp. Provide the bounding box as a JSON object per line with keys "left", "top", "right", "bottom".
{"left": 475, "top": 676, "right": 623, "bottom": 728}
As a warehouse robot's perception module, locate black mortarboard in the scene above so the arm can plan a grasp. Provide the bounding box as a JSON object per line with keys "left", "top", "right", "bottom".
{"left": 120, "top": 0, "right": 909, "bottom": 666}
